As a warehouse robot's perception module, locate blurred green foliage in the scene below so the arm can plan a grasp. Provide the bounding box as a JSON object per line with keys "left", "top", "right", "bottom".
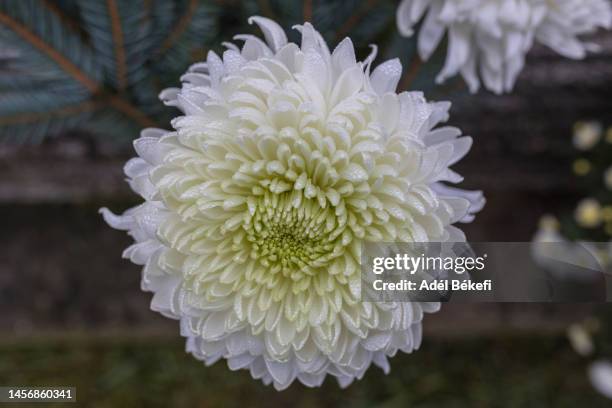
{"left": 0, "top": 331, "right": 608, "bottom": 407}
{"left": 0, "top": 0, "right": 220, "bottom": 143}
{"left": 0, "top": 0, "right": 457, "bottom": 145}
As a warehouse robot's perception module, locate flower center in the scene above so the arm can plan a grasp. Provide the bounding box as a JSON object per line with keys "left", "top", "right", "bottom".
{"left": 244, "top": 192, "right": 341, "bottom": 281}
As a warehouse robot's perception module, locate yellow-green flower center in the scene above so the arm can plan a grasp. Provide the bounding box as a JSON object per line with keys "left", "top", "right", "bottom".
{"left": 245, "top": 192, "right": 342, "bottom": 282}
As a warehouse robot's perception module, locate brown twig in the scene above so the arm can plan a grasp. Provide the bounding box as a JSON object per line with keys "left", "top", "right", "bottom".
{"left": 0, "top": 11, "right": 159, "bottom": 130}
{"left": 0, "top": 101, "right": 101, "bottom": 126}
{"left": 106, "top": 0, "right": 128, "bottom": 91}
{"left": 143, "top": 0, "right": 152, "bottom": 15}
{"left": 303, "top": 0, "right": 313, "bottom": 22}
{"left": 104, "top": 94, "right": 158, "bottom": 128}
{"left": 334, "top": 0, "right": 380, "bottom": 42}
{"left": 156, "top": 0, "right": 199, "bottom": 56}
{"left": 40, "top": 0, "right": 86, "bottom": 38}
{"left": 398, "top": 56, "right": 423, "bottom": 92}
{"left": 0, "top": 10, "right": 99, "bottom": 92}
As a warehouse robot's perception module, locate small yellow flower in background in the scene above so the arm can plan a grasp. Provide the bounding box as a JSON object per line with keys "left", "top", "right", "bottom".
{"left": 575, "top": 198, "right": 602, "bottom": 228}
{"left": 573, "top": 158, "right": 591, "bottom": 175}
{"left": 606, "top": 127, "right": 612, "bottom": 144}
{"left": 585, "top": 317, "right": 602, "bottom": 333}
{"left": 605, "top": 166, "right": 612, "bottom": 190}
{"left": 602, "top": 209, "right": 612, "bottom": 236}
{"left": 573, "top": 121, "right": 602, "bottom": 151}
{"left": 567, "top": 323, "right": 594, "bottom": 357}
{"left": 603, "top": 206, "right": 612, "bottom": 222}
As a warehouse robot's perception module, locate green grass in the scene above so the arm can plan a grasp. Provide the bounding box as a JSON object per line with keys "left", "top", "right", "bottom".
{"left": 0, "top": 332, "right": 608, "bottom": 407}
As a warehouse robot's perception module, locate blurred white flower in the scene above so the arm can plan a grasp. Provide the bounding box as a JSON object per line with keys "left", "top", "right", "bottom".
{"left": 532, "top": 214, "right": 608, "bottom": 281}
{"left": 100, "top": 17, "right": 483, "bottom": 390}
{"left": 567, "top": 323, "right": 594, "bottom": 356}
{"left": 589, "top": 360, "right": 612, "bottom": 399}
{"left": 573, "top": 121, "right": 603, "bottom": 151}
{"left": 396, "top": 0, "right": 612, "bottom": 93}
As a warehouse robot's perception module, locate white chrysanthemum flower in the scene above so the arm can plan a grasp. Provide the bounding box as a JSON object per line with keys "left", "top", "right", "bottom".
{"left": 532, "top": 215, "right": 611, "bottom": 280}
{"left": 396, "top": 0, "right": 612, "bottom": 93}
{"left": 101, "top": 17, "right": 484, "bottom": 390}
{"left": 589, "top": 360, "right": 612, "bottom": 399}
